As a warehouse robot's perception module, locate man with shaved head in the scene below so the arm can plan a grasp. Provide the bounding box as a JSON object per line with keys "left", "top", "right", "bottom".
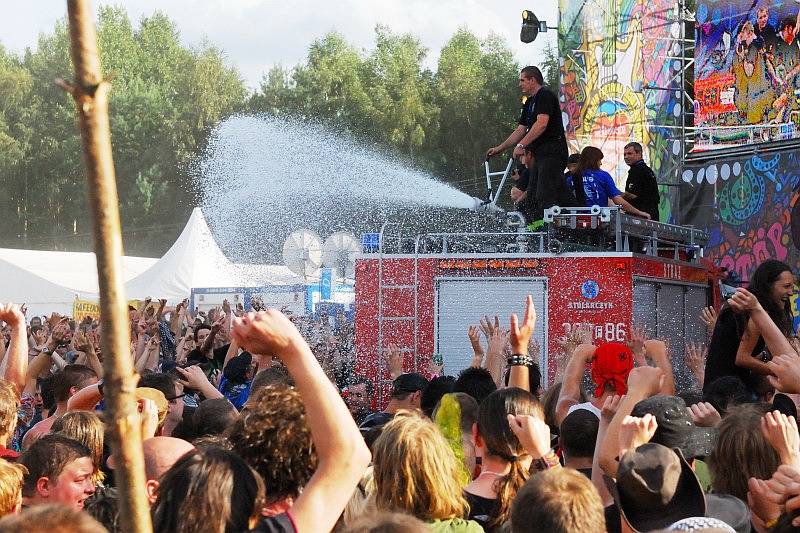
{"left": 142, "top": 437, "right": 194, "bottom": 504}
{"left": 108, "top": 436, "right": 194, "bottom": 505}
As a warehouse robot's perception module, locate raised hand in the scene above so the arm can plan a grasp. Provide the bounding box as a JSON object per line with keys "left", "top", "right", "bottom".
{"left": 384, "top": 343, "right": 403, "bottom": 380}
{"left": 0, "top": 303, "right": 25, "bottom": 330}
{"left": 479, "top": 315, "right": 500, "bottom": 341}
{"left": 768, "top": 352, "right": 800, "bottom": 393}
{"left": 684, "top": 342, "right": 707, "bottom": 385}
{"left": 626, "top": 323, "right": 648, "bottom": 366}
{"left": 687, "top": 401, "right": 721, "bottom": 427}
{"left": 507, "top": 413, "right": 551, "bottom": 459}
{"left": 762, "top": 410, "right": 800, "bottom": 469}
{"left": 600, "top": 394, "right": 624, "bottom": 424}
{"left": 618, "top": 414, "right": 658, "bottom": 454}
{"left": 699, "top": 306, "right": 718, "bottom": 332}
{"left": 509, "top": 295, "right": 536, "bottom": 354}
{"left": 73, "top": 330, "right": 95, "bottom": 353}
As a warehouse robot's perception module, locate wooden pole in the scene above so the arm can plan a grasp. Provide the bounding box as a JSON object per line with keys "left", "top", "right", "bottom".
{"left": 63, "top": 2, "right": 152, "bottom": 532}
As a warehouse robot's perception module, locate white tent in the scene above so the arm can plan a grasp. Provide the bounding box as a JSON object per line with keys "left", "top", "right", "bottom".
{"left": 125, "top": 207, "right": 278, "bottom": 301}
{"left": 0, "top": 249, "right": 157, "bottom": 317}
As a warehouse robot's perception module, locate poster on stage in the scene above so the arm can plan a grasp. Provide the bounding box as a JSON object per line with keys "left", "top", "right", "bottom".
{"left": 695, "top": 0, "right": 800, "bottom": 149}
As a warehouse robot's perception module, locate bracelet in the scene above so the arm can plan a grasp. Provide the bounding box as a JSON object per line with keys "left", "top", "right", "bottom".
{"left": 96, "top": 379, "right": 104, "bottom": 397}
{"left": 507, "top": 353, "right": 534, "bottom": 366}
{"left": 531, "top": 450, "right": 561, "bottom": 472}
{"left": 764, "top": 518, "right": 778, "bottom": 529}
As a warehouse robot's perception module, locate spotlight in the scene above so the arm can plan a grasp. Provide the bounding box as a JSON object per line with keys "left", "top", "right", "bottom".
{"left": 521, "top": 10, "right": 540, "bottom": 43}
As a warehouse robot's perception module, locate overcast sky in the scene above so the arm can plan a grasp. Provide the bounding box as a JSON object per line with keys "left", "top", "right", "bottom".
{"left": 1, "top": 0, "right": 558, "bottom": 90}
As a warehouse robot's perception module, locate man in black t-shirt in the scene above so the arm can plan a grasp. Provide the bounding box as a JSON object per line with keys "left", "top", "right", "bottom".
{"left": 622, "top": 142, "right": 660, "bottom": 221}
{"left": 487, "top": 66, "right": 578, "bottom": 210}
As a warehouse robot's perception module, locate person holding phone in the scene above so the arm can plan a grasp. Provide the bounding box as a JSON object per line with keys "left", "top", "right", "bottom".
{"left": 703, "top": 259, "right": 795, "bottom": 396}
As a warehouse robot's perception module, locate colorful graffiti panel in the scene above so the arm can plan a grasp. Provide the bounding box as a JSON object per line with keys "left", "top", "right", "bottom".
{"left": 558, "top": 0, "right": 685, "bottom": 222}
{"left": 681, "top": 149, "right": 800, "bottom": 328}
{"left": 695, "top": 0, "right": 800, "bottom": 149}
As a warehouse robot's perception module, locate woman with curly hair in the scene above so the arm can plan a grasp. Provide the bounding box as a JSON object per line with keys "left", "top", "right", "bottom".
{"left": 371, "top": 410, "right": 482, "bottom": 532}
{"left": 228, "top": 383, "right": 317, "bottom": 516}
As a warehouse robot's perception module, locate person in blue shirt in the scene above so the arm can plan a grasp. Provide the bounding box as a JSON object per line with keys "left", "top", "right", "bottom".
{"left": 566, "top": 146, "right": 651, "bottom": 219}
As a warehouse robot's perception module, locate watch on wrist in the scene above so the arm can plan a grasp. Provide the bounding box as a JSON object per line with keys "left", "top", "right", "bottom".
{"left": 41, "top": 346, "right": 51, "bottom": 354}
{"left": 96, "top": 379, "right": 104, "bottom": 396}
{"left": 516, "top": 143, "right": 525, "bottom": 149}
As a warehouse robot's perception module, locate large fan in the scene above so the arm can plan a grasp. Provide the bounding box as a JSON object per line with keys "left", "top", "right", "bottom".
{"left": 283, "top": 229, "right": 323, "bottom": 278}
{"left": 322, "top": 231, "right": 361, "bottom": 280}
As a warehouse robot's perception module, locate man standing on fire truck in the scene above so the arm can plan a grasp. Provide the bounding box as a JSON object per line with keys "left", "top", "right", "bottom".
{"left": 487, "top": 66, "right": 578, "bottom": 212}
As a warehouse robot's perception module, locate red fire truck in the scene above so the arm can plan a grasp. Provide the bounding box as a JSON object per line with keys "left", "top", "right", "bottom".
{"left": 354, "top": 206, "right": 714, "bottom": 406}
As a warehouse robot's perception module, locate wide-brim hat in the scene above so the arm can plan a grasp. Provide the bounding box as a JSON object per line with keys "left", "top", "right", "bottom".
{"left": 604, "top": 443, "right": 705, "bottom": 533}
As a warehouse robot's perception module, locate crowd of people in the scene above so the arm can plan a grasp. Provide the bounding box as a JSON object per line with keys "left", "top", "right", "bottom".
{"left": 0, "top": 254, "right": 799, "bottom": 533}
{"left": 1, "top": 65, "right": 800, "bottom": 533}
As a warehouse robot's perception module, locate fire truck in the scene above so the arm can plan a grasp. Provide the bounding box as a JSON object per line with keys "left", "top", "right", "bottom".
{"left": 354, "top": 205, "right": 715, "bottom": 406}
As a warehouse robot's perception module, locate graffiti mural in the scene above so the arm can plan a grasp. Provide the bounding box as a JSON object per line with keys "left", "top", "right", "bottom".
{"left": 559, "top": 0, "right": 686, "bottom": 222}
{"left": 695, "top": 0, "right": 800, "bottom": 149}
{"left": 681, "top": 149, "right": 800, "bottom": 326}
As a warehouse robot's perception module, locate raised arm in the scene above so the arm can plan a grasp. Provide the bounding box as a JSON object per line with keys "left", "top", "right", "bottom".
{"left": 467, "top": 325, "right": 485, "bottom": 368}
{"left": 508, "top": 294, "right": 536, "bottom": 390}
{"left": 555, "top": 343, "right": 595, "bottom": 426}
{"left": 729, "top": 288, "right": 795, "bottom": 358}
{"left": 596, "top": 365, "right": 664, "bottom": 476}
{"left": 23, "top": 318, "right": 70, "bottom": 395}
{"left": 232, "top": 310, "right": 371, "bottom": 533}
{"left": 0, "top": 303, "right": 29, "bottom": 396}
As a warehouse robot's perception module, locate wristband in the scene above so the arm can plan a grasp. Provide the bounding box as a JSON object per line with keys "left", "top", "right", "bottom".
{"left": 531, "top": 450, "right": 561, "bottom": 472}
{"left": 507, "top": 353, "right": 534, "bottom": 367}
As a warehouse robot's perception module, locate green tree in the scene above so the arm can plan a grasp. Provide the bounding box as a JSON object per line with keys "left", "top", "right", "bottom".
{"left": 363, "top": 25, "right": 437, "bottom": 163}
{"left": 434, "top": 30, "right": 520, "bottom": 198}
{"left": 290, "top": 31, "right": 375, "bottom": 135}
{"left": 4, "top": 6, "right": 247, "bottom": 255}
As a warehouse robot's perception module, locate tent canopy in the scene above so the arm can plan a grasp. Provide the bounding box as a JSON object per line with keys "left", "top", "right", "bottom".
{"left": 125, "top": 208, "right": 305, "bottom": 301}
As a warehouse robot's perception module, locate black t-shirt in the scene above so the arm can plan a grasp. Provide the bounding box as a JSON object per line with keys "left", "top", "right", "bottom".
{"left": 249, "top": 513, "right": 295, "bottom": 533}
{"left": 464, "top": 491, "right": 497, "bottom": 529}
{"left": 625, "top": 161, "right": 660, "bottom": 221}
{"left": 519, "top": 87, "right": 564, "bottom": 153}
{"left": 703, "top": 307, "right": 765, "bottom": 393}
{"left": 186, "top": 344, "right": 229, "bottom": 370}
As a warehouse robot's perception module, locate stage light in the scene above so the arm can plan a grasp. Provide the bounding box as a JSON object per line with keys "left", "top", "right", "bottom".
{"left": 521, "top": 10, "right": 540, "bottom": 43}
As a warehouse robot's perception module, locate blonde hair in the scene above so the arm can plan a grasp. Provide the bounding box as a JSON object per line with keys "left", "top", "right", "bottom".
{"left": 0, "top": 461, "right": 26, "bottom": 517}
{"left": 0, "top": 380, "right": 19, "bottom": 441}
{"left": 372, "top": 410, "right": 469, "bottom": 521}
{"left": 52, "top": 411, "right": 105, "bottom": 485}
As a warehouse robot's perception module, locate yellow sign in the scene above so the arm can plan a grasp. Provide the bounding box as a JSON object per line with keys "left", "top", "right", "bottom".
{"left": 73, "top": 300, "right": 100, "bottom": 322}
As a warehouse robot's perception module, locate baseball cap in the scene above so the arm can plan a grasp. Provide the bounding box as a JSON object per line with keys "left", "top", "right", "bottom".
{"left": 393, "top": 373, "right": 429, "bottom": 394}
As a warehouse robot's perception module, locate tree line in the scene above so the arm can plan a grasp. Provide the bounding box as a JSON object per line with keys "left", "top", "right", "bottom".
{"left": 0, "top": 6, "right": 556, "bottom": 257}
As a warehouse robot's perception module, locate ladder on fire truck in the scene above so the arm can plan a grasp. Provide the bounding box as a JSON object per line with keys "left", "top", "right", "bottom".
{"left": 376, "top": 221, "right": 422, "bottom": 388}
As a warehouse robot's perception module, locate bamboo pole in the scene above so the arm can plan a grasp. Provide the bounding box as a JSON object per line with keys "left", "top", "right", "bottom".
{"left": 63, "top": 1, "right": 151, "bottom": 532}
